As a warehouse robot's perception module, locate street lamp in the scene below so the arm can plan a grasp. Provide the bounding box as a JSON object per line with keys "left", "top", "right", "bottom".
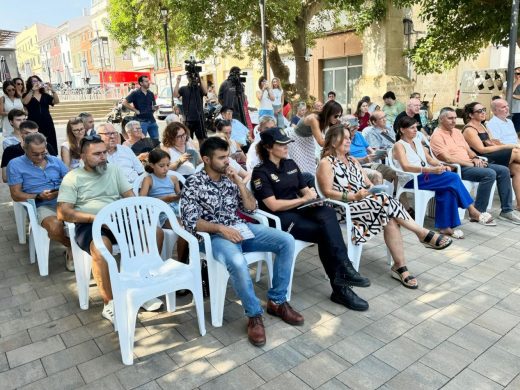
{"left": 161, "top": 7, "right": 175, "bottom": 108}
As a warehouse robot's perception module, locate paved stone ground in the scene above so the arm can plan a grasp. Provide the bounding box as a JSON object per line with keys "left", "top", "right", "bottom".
{"left": 1, "top": 177, "right": 520, "bottom": 389}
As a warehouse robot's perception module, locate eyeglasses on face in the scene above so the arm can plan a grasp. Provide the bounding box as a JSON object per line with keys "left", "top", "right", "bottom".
{"left": 72, "top": 128, "right": 85, "bottom": 133}
{"left": 473, "top": 108, "right": 486, "bottom": 114}
{"left": 98, "top": 132, "right": 118, "bottom": 137}
{"left": 5, "top": 88, "right": 15, "bottom": 92}
{"left": 15, "top": 82, "right": 23, "bottom": 86}
{"left": 515, "top": 73, "right": 520, "bottom": 76}
{"left": 175, "top": 133, "right": 187, "bottom": 139}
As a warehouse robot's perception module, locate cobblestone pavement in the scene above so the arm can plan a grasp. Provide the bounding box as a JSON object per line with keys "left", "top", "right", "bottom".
{"left": 1, "top": 179, "right": 520, "bottom": 389}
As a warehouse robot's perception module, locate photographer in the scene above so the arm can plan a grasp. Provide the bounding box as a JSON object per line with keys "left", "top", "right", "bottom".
{"left": 218, "top": 66, "right": 248, "bottom": 127}
{"left": 174, "top": 60, "right": 207, "bottom": 143}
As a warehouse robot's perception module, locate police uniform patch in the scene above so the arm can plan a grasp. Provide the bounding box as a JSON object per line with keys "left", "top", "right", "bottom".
{"left": 270, "top": 173, "right": 280, "bottom": 182}
{"left": 253, "top": 178, "right": 262, "bottom": 189}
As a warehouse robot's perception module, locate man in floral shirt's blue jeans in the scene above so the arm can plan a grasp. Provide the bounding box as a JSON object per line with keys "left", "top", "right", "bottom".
{"left": 181, "top": 137, "right": 303, "bottom": 347}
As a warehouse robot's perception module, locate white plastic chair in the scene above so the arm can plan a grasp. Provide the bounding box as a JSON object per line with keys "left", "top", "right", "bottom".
{"left": 388, "top": 147, "right": 435, "bottom": 227}
{"left": 92, "top": 197, "right": 206, "bottom": 365}
{"left": 178, "top": 198, "right": 274, "bottom": 327}
{"left": 15, "top": 200, "right": 51, "bottom": 276}
{"left": 314, "top": 176, "right": 392, "bottom": 271}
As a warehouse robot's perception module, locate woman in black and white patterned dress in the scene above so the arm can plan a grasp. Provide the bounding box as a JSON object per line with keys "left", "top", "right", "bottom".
{"left": 317, "top": 125, "right": 452, "bottom": 289}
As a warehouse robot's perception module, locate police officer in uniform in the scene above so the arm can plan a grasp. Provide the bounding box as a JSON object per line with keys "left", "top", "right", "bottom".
{"left": 251, "top": 127, "right": 371, "bottom": 311}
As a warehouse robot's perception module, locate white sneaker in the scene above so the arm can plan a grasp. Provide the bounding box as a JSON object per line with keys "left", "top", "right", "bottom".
{"left": 141, "top": 297, "right": 163, "bottom": 312}
{"left": 102, "top": 300, "right": 114, "bottom": 324}
{"left": 499, "top": 211, "right": 520, "bottom": 225}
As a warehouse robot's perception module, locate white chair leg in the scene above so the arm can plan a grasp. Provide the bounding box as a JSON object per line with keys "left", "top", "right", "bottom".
{"left": 74, "top": 250, "right": 92, "bottom": 310}
{"left": 115, "top": 297, "right": 137, "bottom": 365}
{"left": 348, "top": 245, "right": 362, "bottom": 272}
{"left": 29, "top": 232, "right": 36, "bottom": 264}
{"left": 414, "top": 196, "right": 430, "bottom": 228}
{"left": 208, "top": 262, "right": 228, "bottom": 327}
{"left": 487, "top": 182, "right": 497, "bottom": 210}
{"left": 191, "top": 271, "right": 207, "bottom": 336}
{"left": 13, "top": 203, "right": 27, "bottom": 244}
{"left": 165, "top": 292, "right": 176, "bottom": 312}
{"left": 35, "top": 232, "right": 51, "bottom": 276}
{"left": 264, "top": 255, "right": 274, "bottom": 289}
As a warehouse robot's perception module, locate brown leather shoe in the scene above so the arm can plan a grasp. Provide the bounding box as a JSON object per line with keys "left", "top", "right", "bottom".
{"left": 247, "top": 316, "right": 266, "bottom": 347}
{"left": 266, "top": 300, "right": 304, "bottom": 326}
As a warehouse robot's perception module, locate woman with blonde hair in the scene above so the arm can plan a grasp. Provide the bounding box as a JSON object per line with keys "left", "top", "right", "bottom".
{"left": 271, "top": 77, "right": 284, "bottom": 128}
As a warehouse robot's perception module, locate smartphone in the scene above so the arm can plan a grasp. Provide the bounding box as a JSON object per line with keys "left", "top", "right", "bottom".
{"left": 49, "top": 188, "right": 59, "bottom": 193}
{"left": 369, "top": 185, "right": 387, "bottom": 194}
{"left": 347, "top": 118, "right": 359, "bottom": 127}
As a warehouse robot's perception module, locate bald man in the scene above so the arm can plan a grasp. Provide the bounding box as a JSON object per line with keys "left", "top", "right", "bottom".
{"left": 393, "top": 98, "right": 424, "bottom": 135}
{"left": 487, "top": 99, "right": 519, "bottom": 145}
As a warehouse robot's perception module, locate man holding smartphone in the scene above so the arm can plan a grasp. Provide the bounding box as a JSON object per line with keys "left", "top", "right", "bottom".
{"left": 123, "top": 76, "right": 159, "bottom": 141}
{"left": 6, "top": 132, "right": 73, "bottom": 271}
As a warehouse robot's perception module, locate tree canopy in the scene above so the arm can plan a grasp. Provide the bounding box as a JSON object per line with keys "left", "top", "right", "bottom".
{"left": 396, "top": 0, "right": 514, "bottom": 74}
{"left": 106, "top": 0, "right": 385, "bottom": 99}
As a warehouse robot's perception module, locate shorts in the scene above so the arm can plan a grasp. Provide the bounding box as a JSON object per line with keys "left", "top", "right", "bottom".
{"left": 37, "top": 205, "right": 57, "bottom": 225}
{"left": 159, "top": 202, "right": 180, "bottom": 227}
{"left": 74, "top": 222, "right": 117, "bottom": 255}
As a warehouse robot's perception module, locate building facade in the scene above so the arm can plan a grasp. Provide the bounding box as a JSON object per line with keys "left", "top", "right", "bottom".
{"left": 15, "top": 24, "right": 57, "bottom": 79}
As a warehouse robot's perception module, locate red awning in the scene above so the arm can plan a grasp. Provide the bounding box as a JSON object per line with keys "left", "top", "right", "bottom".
{"left": 100, "top": 71, "right": 151, "bottom": 84}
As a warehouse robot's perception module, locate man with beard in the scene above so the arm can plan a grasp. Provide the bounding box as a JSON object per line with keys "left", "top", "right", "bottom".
{"left": 181, "top": 137, "right": 302, "bottom": 347}
{"left": 57, "top": 136, "right": 164, "bottom": 323}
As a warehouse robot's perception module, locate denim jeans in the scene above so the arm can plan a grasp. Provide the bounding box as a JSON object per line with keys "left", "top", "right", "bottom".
{"left": 210, "top": 223, "right": 295, "bottom": 317}
{"left": 461, "top": 164, "right": 513, "bottom": 213}
{"left": 140, "top": 121, "right": 159, "bottom": 140}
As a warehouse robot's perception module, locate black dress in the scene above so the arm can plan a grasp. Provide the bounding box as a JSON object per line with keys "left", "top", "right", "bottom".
{"left": 463, "top": 124, "right": 512, "bottom": 166}
{"left": 24, "top": 93, "right": 58, "bottom": 155}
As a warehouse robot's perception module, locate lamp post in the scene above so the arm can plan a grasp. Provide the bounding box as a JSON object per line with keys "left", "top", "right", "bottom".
{"left": 506, "top": 0, "right": 520, "bottom": 107}
{"left": 161, "top": 8, "right": 175, "bottom": 108}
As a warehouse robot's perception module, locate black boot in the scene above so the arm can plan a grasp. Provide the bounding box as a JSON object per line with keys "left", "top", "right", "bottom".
{"left": 334, "top": 261, "right": 370, "bottom": 288}
{"left": 331, "top": 285, "right": 369, "bottom": 311}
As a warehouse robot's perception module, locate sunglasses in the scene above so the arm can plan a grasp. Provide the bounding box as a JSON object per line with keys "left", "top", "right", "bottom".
{"left": 473, "top": 108, "right": 486, "bottom": 114}
{"left": 83, "top": 134, "right": 101, "bottom": 141}
{"left": 334, "top": 114, "right": 341, "bottom": 119}
{"left": 516, "top": 73, "right": 520, "bottom": 76}
{"left": 5, "top": 88, "right": 15, "bottom": 92}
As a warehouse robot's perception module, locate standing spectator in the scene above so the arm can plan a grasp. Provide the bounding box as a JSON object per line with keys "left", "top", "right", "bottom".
{"left": 97, "top": 123, "right": 144, "bottom": 183}
{"left": 61, "top": 117, "right": 85, "bottom": 170}
{"left": 256, "top": 76, "right": 275, "bottom": 118}
{"left": 511, "top": 67, "right": 520, "bottom": 132}
{"left": 123, "top": 75, "right": 159, "bottom": 140}
{"left": 295, "top": 100, "right": 342, "bottom": 148}
{"left": 12, "top": 77, "right": 25, "bottom": 97}
{"left": 161, "top": 122, "right": 202, "bottom": 176}
{"left": 173, "top": 73, "right": 207, "bottom": 142}
{"left": 290, "top": 102, "right": 307, "bottom": 128}
{"left": 21, "top": 75, "right": 59, "bottom": 155}
{"left": 2, "top": 109, "right": 26, "bottom": 150}
{"left": 354, "top": 100, "right": 370, "bottom": 131}
{"left": 282, "top": 98, "right": 292, "bottom": 119}
{"left": 8, "top": 133, "right": 73, "bottom": 271}
{"left": 394, "top": 98, "right": 423, "bottom": 135}
{"left": 382, "top": 91, "right": 405, "bottom": 129}
{"left": 327, "top": 91, "right": 336, "bottom": 101}
{"left": 57, "top": 137, "right": 164, "bottom": 322}
{"left": 1, "top": 120, "right": 56, "bottom": 182}
{"left": 218, "top": 66, "right": 247, "bottom": 126}
{"left": 1, "top": 81, "right": 24, "bottom": 137}
{"left": 487, "top": 99, "right": 519, "bottom": 144}
{"left": 78, "top": 112, "right": 96, "bottom": 136}
{"left": 271, "top": 78, "right": 284, "bottom": 128}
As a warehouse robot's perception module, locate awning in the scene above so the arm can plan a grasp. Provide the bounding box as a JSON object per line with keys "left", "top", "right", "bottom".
{"left": 100, "top": 70, "right": 151, "bottom": 84}
{"left": 0, "top": 30, "right": 17, "bottom": 47}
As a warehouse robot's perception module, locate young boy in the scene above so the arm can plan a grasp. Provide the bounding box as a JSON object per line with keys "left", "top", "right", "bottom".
{"left": 2, "top": 109, "right": 26, "bottom": 150}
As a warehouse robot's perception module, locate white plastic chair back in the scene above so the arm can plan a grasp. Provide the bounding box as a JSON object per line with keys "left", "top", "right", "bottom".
{"left": 92, "top": 197, "right": 206, "bottom": 365}
{"left": 195, "top": 163, "right": 204, "bottom": 173}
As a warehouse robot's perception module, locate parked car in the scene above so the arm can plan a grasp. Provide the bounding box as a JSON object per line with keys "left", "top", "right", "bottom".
{"left": 155, "top": 86, "right": 182, "bottom": 120}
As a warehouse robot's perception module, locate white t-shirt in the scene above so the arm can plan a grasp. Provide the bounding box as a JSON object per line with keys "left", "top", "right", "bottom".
{"left": 258, "top": 90, "right": 273, "bottom": 110}
{"left": 487, "top": 116, "right": 519, "bottom": 145}
{"left": 107, "top": 144, "right": 145, "bottom": 183}
{"left": 272, "top": 88, "right": 283, "bottom": 106}
{"left": 61, "top": 141, "right": 81, "bottom": 169}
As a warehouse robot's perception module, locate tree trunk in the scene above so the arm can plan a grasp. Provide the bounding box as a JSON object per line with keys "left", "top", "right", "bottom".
{"left": 267, "top": 44, "right": 290, "bottom": 84}
{"left": 290, "top": 16, "right": 309, "bottom": 101}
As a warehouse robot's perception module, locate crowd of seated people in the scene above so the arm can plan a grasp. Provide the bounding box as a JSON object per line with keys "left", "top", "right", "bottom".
{"left": 4, "top": 86, "right": 520, "bottom": 350}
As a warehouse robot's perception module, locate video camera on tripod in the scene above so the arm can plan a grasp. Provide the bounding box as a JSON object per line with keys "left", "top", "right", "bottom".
{"left": 184, "top": 57, "right": 204, "bottom": 85}
{"left": 229, "top": 67, "right": 248, "bottom": 85}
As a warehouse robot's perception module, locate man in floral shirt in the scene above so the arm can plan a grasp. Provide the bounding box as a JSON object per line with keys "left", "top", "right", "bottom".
{"left": 181, "top": 137, "right": 303, "bottom": 347}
